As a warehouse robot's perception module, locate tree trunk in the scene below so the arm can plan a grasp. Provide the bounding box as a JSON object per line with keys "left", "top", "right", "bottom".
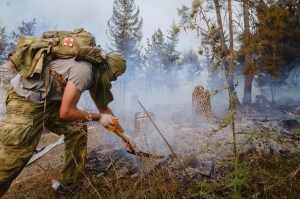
{"left": 214, "top": 0, "right": 239, "bottom": 106}
{"left": 243, "top": 74, "right": 253, "bottom": 104}
{"left": 228, "top": 0, "right": 235, "bottom": 95}
{"left": 270, "top": 84, "right": 275, "bottom": 104}
{"left": 213, "top": 0, "right": 227, "bottom": 55}
{"left": 192, "top": 86, "right": 213, "bottom": 120}
{"left": 227, "top": 0, "right": 241, "bottom": 107}
{"left": 242, "top": 0, "right": 254, "bottom": 105}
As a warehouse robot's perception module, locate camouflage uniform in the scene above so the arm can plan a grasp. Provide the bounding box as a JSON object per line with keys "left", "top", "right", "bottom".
{"left": 0, "top": 47, "right": 127, "bottom": 197}
{"left": 0, "top": 87, "right": 87, "bottom": 197}
{"left": 0, "top": 64, "right": 18, "bottom": 120}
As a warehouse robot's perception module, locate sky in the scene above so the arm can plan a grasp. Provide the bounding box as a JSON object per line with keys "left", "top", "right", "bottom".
{"left": 0, "top": 0, "right": 199, "bottom": 52}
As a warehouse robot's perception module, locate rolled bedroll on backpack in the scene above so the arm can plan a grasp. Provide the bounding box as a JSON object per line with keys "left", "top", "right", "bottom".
{"left": 10, "top": 28, "right": 96, "bottom": 78}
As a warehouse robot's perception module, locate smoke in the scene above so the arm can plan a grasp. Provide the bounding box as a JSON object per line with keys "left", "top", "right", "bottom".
{"left": 0, "top": 0, "right": 112, "bottom": 45}
{"left": 78, "top": 59, "right": 230, "bottom": 128}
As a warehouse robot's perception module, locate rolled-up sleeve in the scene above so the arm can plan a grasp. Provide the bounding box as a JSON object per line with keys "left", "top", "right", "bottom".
{"left": 68, "top": 61, "right": 93, "bottom": 92}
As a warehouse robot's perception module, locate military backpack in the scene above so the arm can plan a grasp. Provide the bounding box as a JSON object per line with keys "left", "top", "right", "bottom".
{"left": 11, "top": 28, "right": 106, "bottom": 79}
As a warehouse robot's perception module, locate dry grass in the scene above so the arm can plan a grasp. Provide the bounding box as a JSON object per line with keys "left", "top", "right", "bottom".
{"left": 3, "top": 124, "right": 300, "bottom": 199}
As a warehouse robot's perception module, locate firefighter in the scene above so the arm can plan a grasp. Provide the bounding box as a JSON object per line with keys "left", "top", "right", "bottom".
{"left": 0, "top": 49, "right": 126, "bottom": 196}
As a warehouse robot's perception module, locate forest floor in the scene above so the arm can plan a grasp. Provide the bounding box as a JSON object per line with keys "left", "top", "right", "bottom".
{"left": 1, "top": 102, "right": 300, "bottom": 199}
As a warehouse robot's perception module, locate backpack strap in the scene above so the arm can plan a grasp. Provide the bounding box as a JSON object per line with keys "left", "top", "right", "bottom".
{"left": 47, "top": 63, "right": 67, "bottom": 92}
{"left": 43, "top": 67, "right": 50, "bottom": 131}
{"left": 71, "top": 34, "right": 80, "bottom": 51}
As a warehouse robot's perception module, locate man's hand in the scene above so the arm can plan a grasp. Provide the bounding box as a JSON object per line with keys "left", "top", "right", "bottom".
{"left": 99, "top": 114, "right": 115, "bottom": 127}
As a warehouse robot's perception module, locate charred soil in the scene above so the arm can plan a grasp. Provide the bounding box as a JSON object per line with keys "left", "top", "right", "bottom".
{"left": 1, "top": 102, "right": 300, "bottom": 199}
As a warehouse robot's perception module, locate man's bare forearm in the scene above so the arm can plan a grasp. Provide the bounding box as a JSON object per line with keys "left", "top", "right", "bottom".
{"left": 89, "top": 90, "right": 125, "bottom": 132}
{"left": 60, "top": 108, "right": 103, "bottom": 122}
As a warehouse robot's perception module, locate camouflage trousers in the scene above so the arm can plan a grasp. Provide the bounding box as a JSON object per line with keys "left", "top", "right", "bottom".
{"left": 0, "top": 87, "right": 87, "bottom": 197}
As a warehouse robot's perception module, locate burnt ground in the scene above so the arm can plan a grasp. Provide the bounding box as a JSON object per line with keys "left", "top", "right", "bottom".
{"left": 1, "top": 101, "right": 300, "bottom": 199}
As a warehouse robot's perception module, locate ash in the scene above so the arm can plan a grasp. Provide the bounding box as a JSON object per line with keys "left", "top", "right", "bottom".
{"left": 85, "top": 98, "right": 300, "bottom": 182}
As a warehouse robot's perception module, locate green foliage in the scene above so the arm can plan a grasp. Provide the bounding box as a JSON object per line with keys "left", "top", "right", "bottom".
{"left": 185, "top": 162, "right": 249, "bottom": 198}
{"left": 144, "top": 23, "right": 181, "bottom": 73}
{"left": 0, "top": 23, "right": 8, "bottom": 64}
{"left": 107, "top": 0, "right": 143, "bottom": 53}
{"left": 223, "top": 111, "right": 235, "bottom": 125}
{"left": 144, "top": 28, "right": 167, "bottom": 75}
{"left": 165, "top": 21, "right": 181, "bottom": 68}
{"left": 106, "top": 0, "right": 143, "bottom": 106}
{"left": 17, "top": 18, "right": 37, "bottom": 36}
{"left": 226, "top": 163, "right": 249, "bottom": 199}
{"left": 107, "top": 0, "right": 143, "bottom": 76}
{"left": 244, "top": 151, "right": 300, "bottom": 198}
{"left": 182, "top": 47, "right": 202, "bottom": 80}
{"left": 10, "top": 18, "right": 37, "bottom": 50}
{"left": 250, "top": 0, "right": 300, "bottom": 90}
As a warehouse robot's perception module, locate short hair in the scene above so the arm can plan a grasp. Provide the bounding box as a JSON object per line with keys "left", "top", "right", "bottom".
{"left": 8, "top": 50, "right": 16, "bottom": 59}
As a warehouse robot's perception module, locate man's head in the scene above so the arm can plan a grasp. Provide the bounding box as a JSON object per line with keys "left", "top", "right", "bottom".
{"left": 77, "top": 46, "right": 126, "bottom": 81}
{"left": 106, "top": 51, "right": 127, "bottom": 81}
{"left": 93, "top": 51, "right": 126, "bottom": 106}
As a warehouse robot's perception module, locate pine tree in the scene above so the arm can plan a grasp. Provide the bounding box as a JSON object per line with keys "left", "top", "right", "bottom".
{"left": 252, "top": 0, "right": 289, "bottom": 101}
{"left": 241, "top": 0, "right": 253, "bottom": 105}
{"left": 165, "top": 21, "right": 181, "bottom": 69}
{"left": 252, "top": 0, "right": 300, "bottom": 101}
{"left": 182, "top": 47, "right": 201, "bottom": 85}
{"left": 0, "top": 23, "right": 8, "bottom": 65}
{"left": 9, "top": 18, "right": 37, "bottom": 50}
{"left": 144, "top": 29, "right": 167, "bottom": 75}
{"left": 107, "top": 0, "right": 143, "bottom": 69}
{"left": 143, "top": 29, "right": 167, "bottom": 98}
{"left": 164, "top": 21, "right": 181, "bottom": 93}
{"left": 253, "top": 1, "right": 287, "bottom": 77}
{"left": 275, "top": 0, "right": 300, "bottom": 78}
{"left": 107, "top": 0, "right": 143, "bottom": 108}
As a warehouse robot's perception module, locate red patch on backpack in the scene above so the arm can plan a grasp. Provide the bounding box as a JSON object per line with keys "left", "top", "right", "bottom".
{"left": 63, "top": 38, "right": 73, "bottom": 46}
